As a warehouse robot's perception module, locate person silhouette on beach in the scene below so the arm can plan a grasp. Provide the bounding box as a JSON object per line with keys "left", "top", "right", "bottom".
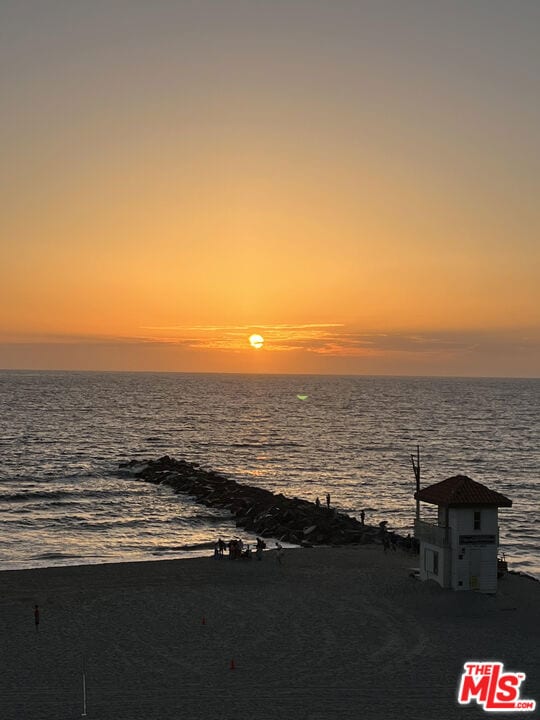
{"left": 326, "top": 493, "right": 331, "bottom": 509}
{"left": 34, "top": 605, "right": 39, "bottom": 632}
{"left": 276, "top": 542, "right": 284, "bottom": 564}
{"left": 360, "top": 509, "right": 365, "bottom": 526}
{"left": 379, "top": 521, "right": 390, "bottom": 552}
{"left": 315, "top": 497, "right": 321, "bottom": 508}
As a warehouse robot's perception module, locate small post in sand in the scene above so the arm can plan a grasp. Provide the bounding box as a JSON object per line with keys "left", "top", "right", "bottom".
{"left": 81, "top": 656, "right": 87, "bottom": 717}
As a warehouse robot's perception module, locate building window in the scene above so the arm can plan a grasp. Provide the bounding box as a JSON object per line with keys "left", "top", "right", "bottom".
{"left": 425, "top": 549, "right": 439, "bottom": 575}
{"left": 474, "top": 511, "right": 481, "bottom": 530}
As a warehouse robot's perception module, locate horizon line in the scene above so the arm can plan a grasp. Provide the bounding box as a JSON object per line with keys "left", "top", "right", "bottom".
{"left": 1, "top": 367, "right": 538, "bottom": 381}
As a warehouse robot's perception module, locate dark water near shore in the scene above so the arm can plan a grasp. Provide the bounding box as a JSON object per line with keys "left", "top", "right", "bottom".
{"left": 0, "top": 371, "right": 538, "bottom": 577}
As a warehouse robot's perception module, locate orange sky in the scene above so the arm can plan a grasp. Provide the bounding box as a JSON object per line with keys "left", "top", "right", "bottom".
{"left": 1, "top": 2, "right": 539, "bottom": 376}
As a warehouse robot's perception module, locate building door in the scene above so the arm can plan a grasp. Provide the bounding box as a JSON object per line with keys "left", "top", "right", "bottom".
{"left": 469, "top": 548, "right": 482, "bottom": 590}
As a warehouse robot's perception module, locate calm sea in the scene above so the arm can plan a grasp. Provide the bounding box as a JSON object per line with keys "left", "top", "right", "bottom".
{"left": 0, "top": 371, "right": 538, "bottom": 577}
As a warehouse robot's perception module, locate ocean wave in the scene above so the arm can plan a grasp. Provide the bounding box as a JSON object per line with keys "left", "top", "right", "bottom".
{"left": 229, "top": 441, "right": 303, "bottom": 449}
{"left": 0, "top": 490, "right": 72, "bottom": 502}
{"left": 190, "top": 512, "right": 231, "bottom": 524}
{"left": 34, "top": 516, "right": 215, "bottom": 531}
{"left": 0, "top": 487, "right": 149, "bottom": 504}
{"left": 152, "top": 541, "right": 215, "bottom": 553}
{"left": 32, "top": 552, "right": 82, "bottom": 560}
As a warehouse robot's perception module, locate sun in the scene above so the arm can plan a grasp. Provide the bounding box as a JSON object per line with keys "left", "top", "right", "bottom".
{"left": 249, "top": 334, "right": 264, "bottom": 350}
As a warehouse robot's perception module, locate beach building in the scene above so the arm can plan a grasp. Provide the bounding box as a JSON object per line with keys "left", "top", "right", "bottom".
{"left": 413, "top": 475, "right": 512, "bottom": 594}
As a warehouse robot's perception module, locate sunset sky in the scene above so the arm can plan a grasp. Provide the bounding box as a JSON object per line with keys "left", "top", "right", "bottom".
{"left": 1, "top": 1, "right": 539, "bottom": 376}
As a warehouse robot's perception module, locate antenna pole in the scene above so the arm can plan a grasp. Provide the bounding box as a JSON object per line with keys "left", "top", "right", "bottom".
{"left": 411, "top": 445, "right": 421, "bottom": 521}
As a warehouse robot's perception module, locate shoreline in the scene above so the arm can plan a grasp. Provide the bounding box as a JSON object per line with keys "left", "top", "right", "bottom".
{"left": 1, "top": 546, "right": 538, "bottom": 720}
{"left": 3, "top": 540, "right": 538, "bottom": 582}
{"left": 0, "top": 538, "right": 304, "bottom": 575}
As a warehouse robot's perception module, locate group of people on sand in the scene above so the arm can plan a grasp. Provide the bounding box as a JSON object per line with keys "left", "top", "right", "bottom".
{"left": 214, "top": 536, "right": 268, "bottom": 561}
{"left": 379, "top": 522, "right": 419, "bottom": 554}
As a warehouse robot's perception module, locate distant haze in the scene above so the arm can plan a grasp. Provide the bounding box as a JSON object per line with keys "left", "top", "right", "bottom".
{"left": 1, "top": 1, "right": 539, "bottom": 376}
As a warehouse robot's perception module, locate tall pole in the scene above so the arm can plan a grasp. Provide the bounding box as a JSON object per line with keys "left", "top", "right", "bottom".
{"left": 411, "top": 445, "right": 421, "bottom": 521}
{"left": 417, "top": 444, "right": 420, "bottom": 493}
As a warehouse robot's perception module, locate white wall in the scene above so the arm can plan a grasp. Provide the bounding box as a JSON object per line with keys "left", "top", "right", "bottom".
{"left": 449, "top": 507, "right": 498, "bottom": 534}
{"left": 419, "top": 541, "right": 450, "bottom": 588}
{"left": 449, "top": 507, "right": 499, "bottom": 593}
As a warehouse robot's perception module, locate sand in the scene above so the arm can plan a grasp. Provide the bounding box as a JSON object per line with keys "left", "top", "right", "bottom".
{"left": 0, "top": 546, "right": 538, "bottom": 720}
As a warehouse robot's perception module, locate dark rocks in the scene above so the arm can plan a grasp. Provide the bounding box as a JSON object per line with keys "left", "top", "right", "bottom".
{"left": 118, "top": 455, "right": 377, "bottom": 547}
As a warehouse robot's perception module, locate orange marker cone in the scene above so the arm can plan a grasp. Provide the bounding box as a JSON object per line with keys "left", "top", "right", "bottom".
{"left": 230, "top": 659, "right": 235, "bottom": 671}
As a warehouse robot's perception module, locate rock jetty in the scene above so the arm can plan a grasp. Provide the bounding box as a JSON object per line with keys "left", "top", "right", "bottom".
{"left": 119, "top": 455, "right": 379, "bottom": 546}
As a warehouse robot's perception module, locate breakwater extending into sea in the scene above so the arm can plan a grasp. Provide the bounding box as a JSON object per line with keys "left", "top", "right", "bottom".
{"left": 120, "top": 455, "right": 380, "bottom": 546}
{"left": 0, "top": 371, "right": 538, "bottom": 576}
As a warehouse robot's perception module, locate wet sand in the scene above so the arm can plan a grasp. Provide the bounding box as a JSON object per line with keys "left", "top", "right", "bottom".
{"left": 0, "top": 546, "right": 538, "bottom": 720}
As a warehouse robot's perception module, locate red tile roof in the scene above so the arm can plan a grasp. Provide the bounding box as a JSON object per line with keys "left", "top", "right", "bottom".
{"left": 414, "top": 475, "right": 512, "bottom": 507}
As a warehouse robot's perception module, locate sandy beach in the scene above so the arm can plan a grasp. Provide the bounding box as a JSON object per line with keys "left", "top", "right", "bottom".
{"left": 1, "top": 546, "right": 538, "bottom": 720}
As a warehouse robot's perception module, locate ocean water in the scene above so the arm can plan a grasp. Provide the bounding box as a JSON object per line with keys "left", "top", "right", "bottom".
{"left": 0, "top": 371, "right": 538, "bottom": 578}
